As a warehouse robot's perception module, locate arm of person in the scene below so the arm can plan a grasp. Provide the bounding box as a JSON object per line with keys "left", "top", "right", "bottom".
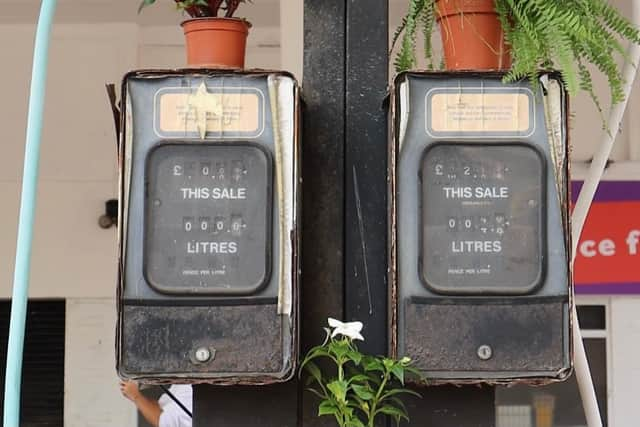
{"left": 120, "top": 380, "right": 162, "bottom": 427}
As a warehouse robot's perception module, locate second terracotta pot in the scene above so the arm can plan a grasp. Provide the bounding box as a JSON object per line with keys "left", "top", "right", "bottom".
{"left": 181, "top": 17, "right": 251, "bottom": 69}
{"left": 436, "top": 0, "right": 511, "bottom": 70}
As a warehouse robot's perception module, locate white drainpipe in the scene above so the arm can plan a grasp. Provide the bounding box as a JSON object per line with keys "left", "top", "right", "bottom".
{"left": 571, "top": 2, "right": 640, "bottom": 426}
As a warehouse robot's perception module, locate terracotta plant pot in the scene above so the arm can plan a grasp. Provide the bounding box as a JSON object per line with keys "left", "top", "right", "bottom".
{"left": 181, "top": 18, "right": 251, "bottom": 68}
{"left": 436, "top": 0, "right": 511, "bottom": 70}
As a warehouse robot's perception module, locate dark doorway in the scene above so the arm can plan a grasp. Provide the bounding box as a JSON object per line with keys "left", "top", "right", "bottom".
{"left": 0, "top": 299, "right": 65, "bottom": 427}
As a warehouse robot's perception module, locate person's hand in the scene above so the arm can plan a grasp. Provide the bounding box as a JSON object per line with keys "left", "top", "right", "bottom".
{"left": 119, "top": 379, "right": 142, "bottom": 402}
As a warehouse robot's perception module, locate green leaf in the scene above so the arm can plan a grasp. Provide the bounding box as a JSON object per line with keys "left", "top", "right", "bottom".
{"left": 362, "top": 357, "right": 384, "bottom": 373}
{"left": 381, "top": 388, "right": 422, "bottom": 401}
{"left": 137, "top": 0, "right": 155, "bottom": 14}
{"left": 305, "top": 387, "right": 326, "bottom": 400}
{"left": 327, "top": 380, "right": 348, "bottom": 403}
{"left": 403, "top": 365, "right": 422, "bottom": 376}
{"left": 346, "top": 374, "right": 371, "bottom": 385}
{"left": 390, "top": 364, "right": 405, "bottom": 385}
{"left": 318, "top": 400, "right": 339, "bottom": 417}
{"left": 393, "top": 0, "right": 428, "bottom": 71}
{"left": 307, "top": 344, "right": 332, "bottom": 359}
{"left": 351, "top": 384, "right": 375, "bottom": 401}
{"left": 382, "top": 358, "right": 394, "bottom": 371}
{"left": 346, "top": 349, "right": 363, "bottom": 365}
{"left": 388, "top": 396, "right": 408, "bottom": 413}
{"left": 303, "top": 361, "right": 324, "bottom": 388}
{"left": 329, "top": 338, "right": 351, "bottom": 360}
{"left": 377, "top": 404, "right": 409, "bottom": 421}
{"left": 304, "top": 361, "right": 322, "bottom": 381}
{"left": 345, "top": 418, "right": 366, "bottom": 427}
{"left": 300, "top": 345, "right": 335, "bottom": 372}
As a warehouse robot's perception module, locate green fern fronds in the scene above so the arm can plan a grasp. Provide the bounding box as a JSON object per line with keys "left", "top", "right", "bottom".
{"left": 394, "top": 0, "right": 427, "bottom": 71}
{"left": 419, "top": 0, "right": 436, "bottom": 70}
{"left": 496, "top": 0, "right": 640, "bottom": 107}
{"left": 393, "top": 0, "right": 640, "bottom": 110}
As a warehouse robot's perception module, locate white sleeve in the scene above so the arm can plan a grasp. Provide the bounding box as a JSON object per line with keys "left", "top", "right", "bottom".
{"left": 159, "top": 407, "right": 192, "bottom": 427}
{"left": 158, "top": 386, "right": 193, "bottom": 427}
{"left": 158, "top": 406, "right": 181, "bottom": 427}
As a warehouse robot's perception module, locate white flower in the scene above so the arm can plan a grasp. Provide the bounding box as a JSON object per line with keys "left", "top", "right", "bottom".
{"left": 328, "top": 318, "right": 365, "bottom": 341}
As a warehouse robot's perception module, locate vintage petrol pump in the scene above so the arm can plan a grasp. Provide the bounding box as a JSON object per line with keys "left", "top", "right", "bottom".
{"left": 390, "top": 72, "right": 572, "bottom": 382}
{"left": 116, "top": 70, "right": 300, "bottom": 383}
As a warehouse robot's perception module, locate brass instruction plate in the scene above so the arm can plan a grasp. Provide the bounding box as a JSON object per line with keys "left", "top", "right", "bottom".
{"left": 426, "top": 88, "right": 534, "bottom": 137}
{"left": 155, "top": 85, "right": 265, "bottom": 138}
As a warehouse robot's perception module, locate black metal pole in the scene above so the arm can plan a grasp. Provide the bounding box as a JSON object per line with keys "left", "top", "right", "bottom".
{"left": 301, "top": 0, "right": 346, "bottom": 425}
{"left": 344, "top": 0, "right": 389, "bottom": 357}
{"left": 195, "top": 1, "right": 496, "bottom": 425}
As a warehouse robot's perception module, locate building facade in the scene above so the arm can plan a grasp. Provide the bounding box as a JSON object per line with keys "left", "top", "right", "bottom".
{"left": 0, "top": 0, "right": 638, "bottom": 426}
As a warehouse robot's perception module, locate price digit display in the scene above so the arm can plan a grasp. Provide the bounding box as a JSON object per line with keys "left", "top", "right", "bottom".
{"left": 420, "top": 143, "right": 545, "bottom": 294}
{"left": 144, "top": 144, "right": 272, "bottom": 294}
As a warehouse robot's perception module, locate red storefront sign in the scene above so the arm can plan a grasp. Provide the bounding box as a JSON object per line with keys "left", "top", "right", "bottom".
{"left": 573, "top": 181, "right": 640, "bottom": 294}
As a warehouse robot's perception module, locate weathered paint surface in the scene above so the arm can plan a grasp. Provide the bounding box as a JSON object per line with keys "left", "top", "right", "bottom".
{"left": 122, "top": 304, "right": 283, "bottom": 378}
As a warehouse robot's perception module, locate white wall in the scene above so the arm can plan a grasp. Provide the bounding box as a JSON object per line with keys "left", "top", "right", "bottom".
{"left": 609, "top": 297, "right": 640, "bottom": 427}
{"left": 0, "top": 22, "right": 136, "bottom": 427}
{"left": 569, "top": 3, "right": 640, "bottom": 421}
{"left": 567, "top": 4, "right": 640, "bottom": 421}
{"left": 0, "top": 24, "right": 131, "bottom": 300}
{"left": 65, "top": 298, "right": 136, "bottom": 427}
{"left": 0, "top": 22, "right": 282, "bottom": 301}
{"left": 1, "top": 1, "right": 639, "bottom": 425}
{"left": 0, "top": 16, "right": 283, "bottom": 426}
{"left": 137, "top": 25, "right": 281, "bottom": 69}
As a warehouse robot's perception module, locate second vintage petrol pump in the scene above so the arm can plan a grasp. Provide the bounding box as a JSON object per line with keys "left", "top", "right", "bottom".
{"left": 390, "top": 72, "right": 572, "bottom": 382}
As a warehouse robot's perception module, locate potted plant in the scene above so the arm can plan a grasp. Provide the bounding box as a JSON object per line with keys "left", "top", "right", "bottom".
{"left": 300, "top": 318, "right": 422, "bottom": 427}
{"left": 139, "top": 0, "right": 251, "bottom": 68}
{"left": 393, "top": 0, "right": 640, "bottom": 109}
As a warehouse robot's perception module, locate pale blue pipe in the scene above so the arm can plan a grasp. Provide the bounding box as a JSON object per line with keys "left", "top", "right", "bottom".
{"left": 3, "top": 1, "right": 57, "bottom": 426}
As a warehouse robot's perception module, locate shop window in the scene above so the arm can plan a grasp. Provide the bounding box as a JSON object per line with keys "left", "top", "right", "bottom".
{"left": 0, "top": 300, "right": 65, "bottom": 426}
{"left": 496, "top": 304, "right": 608, "bottom": 427}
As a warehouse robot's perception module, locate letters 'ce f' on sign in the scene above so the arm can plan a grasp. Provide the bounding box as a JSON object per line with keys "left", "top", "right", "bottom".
{"left": 116, "top": 70, "right": 300, "bottom": 384}
{"left": 390, "top": 72, "right": 572, "bottom": 383}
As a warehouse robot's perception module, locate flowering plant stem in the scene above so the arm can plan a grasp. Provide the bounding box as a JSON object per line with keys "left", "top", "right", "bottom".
{"left": 300, "top": 319, "right": 422, "bottom": 427}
